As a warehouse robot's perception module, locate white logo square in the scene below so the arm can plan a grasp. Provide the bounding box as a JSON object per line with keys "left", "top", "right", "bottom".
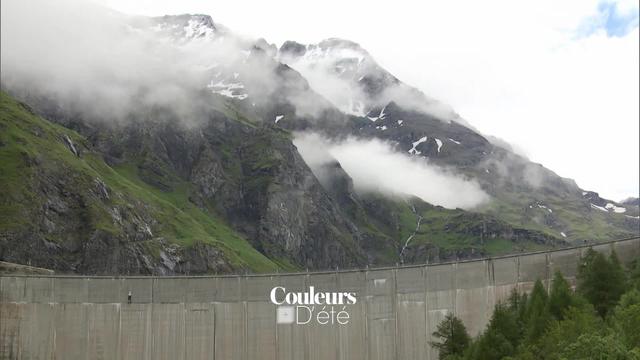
{"left": 277, "top": 306, "right": 295, "bottom": 324}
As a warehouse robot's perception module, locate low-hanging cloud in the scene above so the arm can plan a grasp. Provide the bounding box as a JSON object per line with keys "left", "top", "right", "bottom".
{"left": 0, "top": 0, "right": 287, "bottom": 124}
{"left": 3, "top": 0, "right": 186, "bottom": 120}
{"left": 293, "top": 132, "right": 489, "bottom": 209}
{"left": 278, "top": 41, "right": 465, "bottom": 123}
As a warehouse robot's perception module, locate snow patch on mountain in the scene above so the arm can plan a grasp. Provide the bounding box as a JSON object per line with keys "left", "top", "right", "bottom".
{"left": 537, "top": 204, "right": 552, "bottom": 213}
{"left": 150, "top": 14, "right": 219, "bottom": 42}
{"left": 207, "top": 79, "right": 248, "bottom": 99}
{"left": 367, "top": 106, "right": 387, "bottom": 122}
{"left": 591, "top": 204, "right": 608, "bottom": 212}
{"left": 605, "top": 203, "right": 626, "bottom": 213}
{"left": 435, "top": 138, "right": 443, "bottom": 153}
{"left": 408, "top": 136, "right": 428, "bottom": 155}
{"left": 184, "top": 18, "right": 215, "bottom": 39}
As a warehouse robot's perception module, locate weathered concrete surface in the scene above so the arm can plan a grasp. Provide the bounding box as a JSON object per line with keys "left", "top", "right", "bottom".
{"left": 1, "top": 238, "right": 638, "bottom": 360}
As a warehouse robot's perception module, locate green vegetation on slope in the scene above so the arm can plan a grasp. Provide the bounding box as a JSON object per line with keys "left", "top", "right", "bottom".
{"left": 397, "top": 200, "right": 554, "bottom": 258}
{"left": 0, "top": 91, "right": 281, "bottom": 273}
{"left": 480, "top": 188, "right": 638, "bottom": 243}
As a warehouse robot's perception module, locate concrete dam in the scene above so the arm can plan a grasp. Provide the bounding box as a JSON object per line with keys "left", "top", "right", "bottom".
{"left": 1, "top": 238, "right": 638, "bottom": 360}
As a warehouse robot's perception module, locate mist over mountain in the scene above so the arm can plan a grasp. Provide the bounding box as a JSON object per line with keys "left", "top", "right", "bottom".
{"left": 1, "top": 0, "right": 637, "bottom": 275}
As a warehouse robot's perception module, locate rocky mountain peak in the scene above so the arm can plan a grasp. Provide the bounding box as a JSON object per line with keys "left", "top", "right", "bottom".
{"left": 277, "top": 37, "right": 400, "bottom": 117}
{"left": 253, "top": 38, "right": 278, "bottom": 58}
{"left": 150, "top": 14, "right": 218, "bottom": 40}
{"left": 317, "top": 37, "right": 368, "bottom": 53}
{"left": 279, "top": 37, "right": 372, "bottom": 68}
{"left": 279, "top": 40, "right": 307, "bottom": 57}
{"left": 280, "top": 38, "right": 369, "bottom": 59}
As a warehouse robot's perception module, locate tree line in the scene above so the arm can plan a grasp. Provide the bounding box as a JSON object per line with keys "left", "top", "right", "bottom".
{"left": 430, "top": 248, "right": 640, "bottom": 359}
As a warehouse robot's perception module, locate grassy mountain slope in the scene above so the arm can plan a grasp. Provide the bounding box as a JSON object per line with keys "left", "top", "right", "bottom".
{"left": 356, "top": 195, "right": 561, "bottom": 264}
{"left": 0, "top": 91, "right": 283, "bottom": 273}
{"left": 479, "top": 179, "right": 639, "bottom": 243}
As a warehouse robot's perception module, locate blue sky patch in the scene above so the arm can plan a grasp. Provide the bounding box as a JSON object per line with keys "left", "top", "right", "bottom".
{"left": 577, "top": 1, "right": 639, "bottom": 37}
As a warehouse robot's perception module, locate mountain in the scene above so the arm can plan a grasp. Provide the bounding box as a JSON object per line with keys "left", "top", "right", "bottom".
{"left": 0, "top": 12, "right": 637, "bottom": 275}
{"left": 277, "top": 38, "right": 459, "bottom": 122}
{"left": 621, "top": 197, "right": 640, "bottom": 207}
{"left": 272, "top": 37, "right": 639, "bottom": 242}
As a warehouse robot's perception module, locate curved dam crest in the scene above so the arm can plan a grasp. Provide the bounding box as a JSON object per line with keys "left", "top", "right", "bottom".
{"left": 1, "top": 238, "right": 639, "bottom": 360}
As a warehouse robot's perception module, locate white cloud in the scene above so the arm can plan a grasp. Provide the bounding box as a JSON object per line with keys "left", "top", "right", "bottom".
{"left": 0, "top": 0, "right": 291, "bottom": 125}
{"left": 293, "top": 132, "right": 489, "bottom": 209}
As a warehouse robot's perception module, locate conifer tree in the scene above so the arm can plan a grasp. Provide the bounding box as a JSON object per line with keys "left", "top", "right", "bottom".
{"left": 470, "top": 302, "right": 522, "bottom": 359}
{"left": 430, "top": 313, "right": 471, "bottom": 360}
{"left": 525, "top": 279, "right": 550, "bottom": 342}
{"left": 630, "top": 259, "right": 640, "bottom": 290}
{"left": 578, "top": 249, "right": 627, "bottom": 317}
{"left": 547, "top": 271, "right": 573, "bottom": 320}
{"left": 608, "top": 251, "right": 627, "bottom": 301}
{"left": 611, "top": 289, "right": 640, "bottom": 349}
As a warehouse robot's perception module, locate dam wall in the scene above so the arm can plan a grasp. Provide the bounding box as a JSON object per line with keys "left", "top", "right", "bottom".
{"left": 1, "top": 238, "right": 639, "bottom": 360}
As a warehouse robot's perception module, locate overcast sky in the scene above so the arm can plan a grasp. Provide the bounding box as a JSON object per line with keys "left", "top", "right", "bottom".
{"left": 94, "top": 0, "right": 639, "bottom": 201}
